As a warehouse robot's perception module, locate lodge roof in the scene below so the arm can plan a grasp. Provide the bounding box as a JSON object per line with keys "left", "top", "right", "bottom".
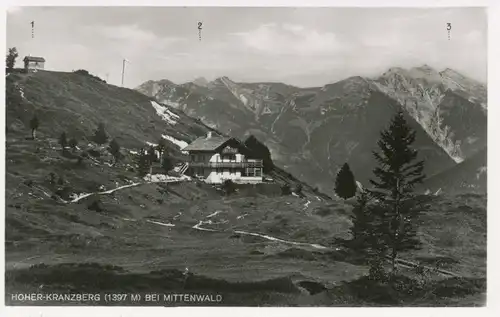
{"left": 24, "top": 56, "right": 46, "bottom": 62}
{"left": 182, "top": 135, "right": 231, "bottom": 152}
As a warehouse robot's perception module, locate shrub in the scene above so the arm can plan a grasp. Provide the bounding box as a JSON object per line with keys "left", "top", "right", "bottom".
{"left": 109, "top": 138, "right": 121, "bottom": 164}
{"left": 55, "top": 186, "right": 72, "bottom": 200}
{"left": 73, "top": 69, "right": 106, "bottom": 83}
{"left": 294, "top": 183, "right": 303, "bottom": 196}
{"left": 92, "top": 123, "right": 108, "bottom": 145}
{"left": 280, "top": 183, "right": 292, "bottom": 196}
{"left": 88, "top": 199, "right": 103, "bottom": 212}
{"left": 29, "top": 115, "right": 39, "bottom": 139}
{"left": 87, "top": 149, "right": 100, "bottom": 158}
{"left": 222, "top": 179, "right": 237, "bottom": 195}
{"left": 162, "top": 156, "right": 174, "bottom": 173}
{"left": 68, "top": 138, "right": 78, "bottom": 152}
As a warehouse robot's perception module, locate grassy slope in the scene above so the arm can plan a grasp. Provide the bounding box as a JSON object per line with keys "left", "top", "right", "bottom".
{"left": 7, "top": 70, "right": 211, "bottom": 152}
{"left": 5, "top": 70, "right": 486, "bottom": 306}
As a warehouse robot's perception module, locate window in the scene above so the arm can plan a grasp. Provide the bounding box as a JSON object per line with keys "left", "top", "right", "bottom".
{"left": 255, "top": 168, "right": 262, "bottom": 177}
{"left": 222, "top": 154, "right": 236, "bottom": 161}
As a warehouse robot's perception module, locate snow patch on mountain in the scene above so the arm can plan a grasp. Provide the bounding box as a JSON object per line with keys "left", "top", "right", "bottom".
{"left": 162, "top": 134, "right": 189, "bottom": 149}
{"left": 150, "top": 101, "right": 179, "bottom": 125}
{"left": 240, "top": 94, "right": 248, "bottom": 106}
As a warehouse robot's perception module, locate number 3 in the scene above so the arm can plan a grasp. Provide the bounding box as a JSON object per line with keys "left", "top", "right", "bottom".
{"left": 447, "top": 23, "right": 451, "bottom": 30}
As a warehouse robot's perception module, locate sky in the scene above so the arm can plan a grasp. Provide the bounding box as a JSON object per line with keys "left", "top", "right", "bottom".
{"left": 6, "top": 6, "right": 487, "bottom": 88}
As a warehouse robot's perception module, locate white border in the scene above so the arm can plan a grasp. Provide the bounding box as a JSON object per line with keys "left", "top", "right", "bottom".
{"left": 1, "top": 1, "right": 498, "bottom": 317}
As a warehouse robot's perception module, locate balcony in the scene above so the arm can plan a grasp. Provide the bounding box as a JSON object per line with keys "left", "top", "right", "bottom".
{"left": 189, "top": 160, "right": 263, "bottom": 168}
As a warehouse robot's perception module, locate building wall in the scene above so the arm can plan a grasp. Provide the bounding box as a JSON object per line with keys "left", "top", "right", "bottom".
{"left": 208, "top": 152, "right": 244, "bottom": 163}
{"left": 191, "top": 151, "right": 245, "bottom": 164}
{"left": 189, "top": 147, "right": 262, "bottom": 184}
{"left": 25, "top": 61, "right": 45, "bottom": 70}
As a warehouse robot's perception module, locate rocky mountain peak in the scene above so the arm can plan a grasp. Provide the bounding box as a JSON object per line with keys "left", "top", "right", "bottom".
{"left": 440, "top": 68, "right": 465, "bottom": 78}
{"left": 192, "top": 77, "right": 209, "bottom": 87}
{"left": 408, "top": 64, "right": 442, "bottom": 82}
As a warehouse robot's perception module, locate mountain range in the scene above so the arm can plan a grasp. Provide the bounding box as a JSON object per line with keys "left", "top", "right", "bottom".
{"left": 136, "top": 65, "right": 487, "bottom": 194}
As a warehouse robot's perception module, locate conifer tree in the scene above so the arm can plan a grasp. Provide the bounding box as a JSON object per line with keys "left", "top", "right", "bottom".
{"left": 334, "top": 162, "right": 357, "bottom": 199}
{"left": 137, "top": 148, "right": 151, "bottom": 178}
{"left": 244, "top": 135, "right": 274, "bottom": 173}
{"left": 59, "top": 132, "right": 67, "bottom": 152}
{"left": 92, "top": 122, "right": 108, "bottom": 145}
{"left": 369, "top": 110, "right": 426, "bottom": 274}
{"left": 30, "top": 115, "right": 39, "bottom": 140}
{"left": 109, "top": 138, "right": 121, "bottom": 165}
{"left": 147, "top": 145, "right": 157, "bottom": 176}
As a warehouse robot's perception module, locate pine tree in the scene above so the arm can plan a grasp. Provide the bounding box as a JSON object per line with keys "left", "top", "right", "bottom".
{"left": 137, "top": 148, "right": 151, "bottom": 178}
{"left": 68, "top": 137, "right": 78, "bottom": 152}
{"left": 29, "top": 115, "right": 39, "bottom": 140}
{"left": 147, "top": 145, "right": 157, "bottom": 162}
{"left": 334, "top": 162, "right": 357, "bottom": 199}
{"left": 244, "top": 135, "right": 274, "bottom": 173}
{"left": 348, "top": 189, "right": 371, "bottom": 248}
{"left": 147, "top": 145, "right": 157, "bottom": 176}
{"left": 109, "top": 138, "right": 121, "bottom": 165}
{"left": 92, "top": 122, "right": 108, "bottom": 145}
{"left": 59, "top": 132, "right": 67, "bottom": 152}
{"left": 6, "top": 47, "right": 18, "bottom": 72}
{"left": 369, "top": 110, "right": 426, "bottom": 274}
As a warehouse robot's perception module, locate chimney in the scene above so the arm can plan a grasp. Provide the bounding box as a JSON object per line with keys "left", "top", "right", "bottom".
{"left": 206, "top": 131, "right": 212, "bottom": 139}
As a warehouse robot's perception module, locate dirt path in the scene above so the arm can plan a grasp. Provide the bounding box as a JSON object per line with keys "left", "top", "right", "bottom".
{"left": 69, "top": 175, "right": 190, "bottom": 203}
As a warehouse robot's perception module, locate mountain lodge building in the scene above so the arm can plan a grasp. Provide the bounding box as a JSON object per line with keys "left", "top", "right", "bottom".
{"left": 23, "top": 56, "right": 45, "bottom": 72}
{"left": 182, "top": 132, "right": 263, "bottom": 184}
